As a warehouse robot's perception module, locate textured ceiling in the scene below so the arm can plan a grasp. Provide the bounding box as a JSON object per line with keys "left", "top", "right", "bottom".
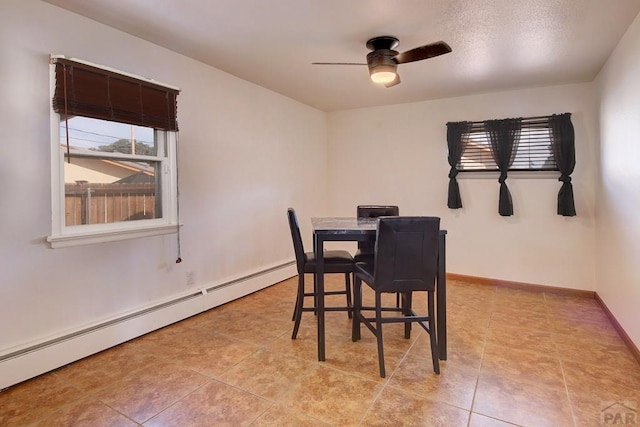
{"left": 43, "top": 0, "right": 640, "bottom": 111}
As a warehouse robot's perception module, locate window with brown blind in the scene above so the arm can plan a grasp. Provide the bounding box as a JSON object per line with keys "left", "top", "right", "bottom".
{"left": 47, "top": 56, "right": 181, "bottom": 248}
{"left": 458, "top": 116, "right": 560, "bottom": 172}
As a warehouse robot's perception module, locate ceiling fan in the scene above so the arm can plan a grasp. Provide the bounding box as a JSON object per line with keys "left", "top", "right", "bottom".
{"left": 313, "top": 36, "right": 452, "bottom": 88}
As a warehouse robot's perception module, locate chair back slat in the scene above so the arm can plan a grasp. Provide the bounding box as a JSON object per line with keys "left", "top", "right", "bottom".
{"left": 373, "top": 217, "right": 440, "bottom": 293}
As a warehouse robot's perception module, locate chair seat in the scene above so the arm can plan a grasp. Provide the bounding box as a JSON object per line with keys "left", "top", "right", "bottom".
{"left": 304, "top": 250, "right": 354, "bottom": 272}
{"left": 353, "top": 249, "right": 374, "bottom": 264}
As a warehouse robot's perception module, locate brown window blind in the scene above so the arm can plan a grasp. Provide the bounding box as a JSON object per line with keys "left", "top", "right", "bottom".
{"left": 52, "top": 57, "right": 179, "bottom": 131}
{"left": 459, "top": 116, "right": 560, "bottom": 171}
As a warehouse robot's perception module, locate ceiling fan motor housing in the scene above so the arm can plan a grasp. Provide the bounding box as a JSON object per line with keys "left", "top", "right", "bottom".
{"left": 366, "top": 49, "right": 398, "bottom": 77}
{"left": 366, "top": 36, "right": 400, "bottom": 51}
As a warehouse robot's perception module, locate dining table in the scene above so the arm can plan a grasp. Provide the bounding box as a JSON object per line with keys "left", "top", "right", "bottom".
{"left": 311, "top": 216, "right": 447, "bottom": 362}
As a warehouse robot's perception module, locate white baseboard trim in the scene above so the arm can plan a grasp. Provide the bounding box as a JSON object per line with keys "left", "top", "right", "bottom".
{"left": 0, "top": 260, "right": 296, "bottom": 390}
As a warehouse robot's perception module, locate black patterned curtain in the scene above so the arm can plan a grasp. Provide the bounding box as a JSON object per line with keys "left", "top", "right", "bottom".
{"left": 446, "top": 121, "right": 472, "bottom": 209}
{"left": 549, "top": 113, "right": 576, "bottom": 216}
{"left": 485, "top": 118, "right": 522, "bottom": 216}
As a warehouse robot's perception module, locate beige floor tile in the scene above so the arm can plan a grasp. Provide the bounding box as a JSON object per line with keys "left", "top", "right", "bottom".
{"left": 480, "top": 343, "right": 564, "bottom": 390}
{"left": 570, "top": 395, "right": 639, "bottom": 427}
{"left": 544, "top": 293, "right": 609, "bottom": 320}
{"left": 0, "top": 374, "right": 85, "bottom": 426}
{"left": 388, "top": 353, "right": 479, "bottom": 410}
{"left": 239, "top": 299, "right": 296, "bottom": 324}
{"left": 409, "top": 326, "right": 485, "bottom": 371}
{"left": 473, "top": 374, "right": 573, "bottom": 427}
{"left": 360, "top": 386, "right": 470, "bottom": 426}
{"left": 543, "top": 292, "right": 597, "bottom": 306}
{"left": 288, "top": 310, "right": 351, "bottom": 336}
{"left": 447, "top": 281, "right": 496, "bottom": 298}
{"left": 489, "top": 304, "right": 551, "bottom": 330}
{"left": 144, "top": 379, "right": 272, "bottom": 426}
{"left": 562, "top": 359, "right": 640, "bottom": 402}
{"left": 54, "top": 345, "right": 172, "bottom": 393}
{"left": 447, "top": 302, "right": 494, "bottom": 321}
{"left": 92, "top": 359, "right": 210, "bottom": 423}
{"left": 493, "top": 295, "right": 547, "bottom": 315}
{"left": 556, "top": 335, "right": 640, "bottom": 372}
{"left": 31, "top": 396, "right": 137, "bottom": 427}
{"left": 469, "top": 412, "right": 522, "bottom": 426}
{"left": 549, "top": 314, "right": 621, "bottom": 342}
{"left": 485, "top": 322, "right": 557, "bottom": 356}
{"left": 251, "top": 403, "right": 331, "bottom": 426}
{"left": 279, "top": 364, "right": 383, "bottom": 426}
{"left": 323, "top": 335, "right": 407, "bottom": 382}
{"left": 562, "top": 356, "right": 640, "bottom": 426}
{"left": 191, "top": 308, "right": 292, "bottom": 346}
{"left": 495, "top": 287, "right": 545, "bottom": 302}
{"left": 448, "top": 285, "right": 494, "bottom": 301}
{"left": 267, "top": 325, "right": 324, "bottom": 359}
{"left": 446, "top": 318, "right": 489, "bottom": 339}
{"left": 158, "top": 329, "right": 262, "bottom": 378}
{"left": 218, "top": 348, "right": 312, "bottom": 401}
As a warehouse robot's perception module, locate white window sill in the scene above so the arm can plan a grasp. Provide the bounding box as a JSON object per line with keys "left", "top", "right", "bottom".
{"left": 47, "top": 223, "right": 180, "bottom": 248}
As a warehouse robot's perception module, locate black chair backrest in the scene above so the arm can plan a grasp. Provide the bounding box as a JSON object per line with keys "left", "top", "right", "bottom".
{"left": 373, "top": 217, "right": 440, "bottom": 293}
{"left": 357, "top": 205, "right": 399, "bottom": 251}
{"left": 357, "top": 205, "right": 399, "bottom": 218}
{"left": 287, "top": 208, "right": 307, "bottom": 274}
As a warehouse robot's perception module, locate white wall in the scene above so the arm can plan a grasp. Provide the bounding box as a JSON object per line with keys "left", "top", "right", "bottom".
{"left": 327, "top": 84, "right": 598, "bottom": 290}
{"left": 595, "top": 12, "right": 640, "bottom": 348}
{"left": 0, "top": 0, "right": 325, "bottom": 359}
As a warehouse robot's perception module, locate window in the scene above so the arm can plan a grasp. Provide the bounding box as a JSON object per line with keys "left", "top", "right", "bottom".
{"left": 446, "top": 113, "right": 576, "bottom": 216}
{"left": 47, "top": 56, "right": 180, "bottom": 248}
{"left": 459, "top": 117, "right": 559, "bottom": 172}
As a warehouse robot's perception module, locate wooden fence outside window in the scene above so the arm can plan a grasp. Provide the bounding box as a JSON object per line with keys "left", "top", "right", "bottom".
{"left": 65, "top": 182, "right": 157, "bottom": 225}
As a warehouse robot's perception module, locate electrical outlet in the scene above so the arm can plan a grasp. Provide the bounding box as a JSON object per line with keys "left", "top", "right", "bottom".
{"left": 186, "top": 271, "right": 195, "bottom": 286}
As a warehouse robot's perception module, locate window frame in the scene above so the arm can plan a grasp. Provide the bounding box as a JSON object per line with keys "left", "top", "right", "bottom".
{"left": 46, "top": 58, "right": 180, "bottom": 248}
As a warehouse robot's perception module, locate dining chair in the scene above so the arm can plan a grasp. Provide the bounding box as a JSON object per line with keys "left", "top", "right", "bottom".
{"left": 287, "top": 208, "right": 355, "bottom": 339}
{"left": 352, "top": 216, "right": 441, "bottom": 378}
{"left": 354, "top": 205, "right": 399, "bottom": 263}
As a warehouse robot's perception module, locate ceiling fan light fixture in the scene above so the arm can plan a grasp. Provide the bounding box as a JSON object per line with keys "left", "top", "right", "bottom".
{"left": 370, "top": 67, "right": 396, "bottom": 84}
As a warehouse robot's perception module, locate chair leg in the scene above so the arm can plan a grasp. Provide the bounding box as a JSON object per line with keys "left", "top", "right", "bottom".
{"left": 291, "top": 274, "right": 302, "bottom": 321}
{"left": 428, "top": 290, "right": 440, "bottom": 374}
{"left": 403, "top": 291, "right": 413, "bottom": 339}
{"left": 351, "top": 276, "right": 362, "bottom": 342}
{"left": 312, "top": 273, "right": 318, "bottom": 316}
{"left": 345, "top": 272, "right": 353, "bottom": 319}
{"left": 291, "top": 274, "right": 305, "bottom": 339}
{"left": 375, "top": 291, "right": 386, "bottom": 378}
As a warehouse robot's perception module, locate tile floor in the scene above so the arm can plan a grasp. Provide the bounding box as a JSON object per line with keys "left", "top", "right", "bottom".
{"left": 1, "top": 276, "right": 639, "bottom": 426}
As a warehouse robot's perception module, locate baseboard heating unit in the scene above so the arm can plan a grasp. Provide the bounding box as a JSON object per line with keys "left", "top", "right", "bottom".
{"left": 0, "top": 261, "right": 296, "bottom": 390}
